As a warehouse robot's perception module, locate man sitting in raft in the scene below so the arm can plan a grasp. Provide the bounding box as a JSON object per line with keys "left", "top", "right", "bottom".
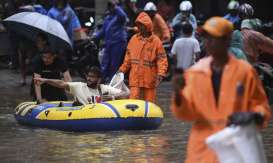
{"left": 34, "top": 66, "right": 130, "bottom": 105}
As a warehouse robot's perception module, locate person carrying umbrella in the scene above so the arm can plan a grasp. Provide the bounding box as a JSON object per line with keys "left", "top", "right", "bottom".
{"left": 171, "top": 17, "right": 271, "bottom": 163}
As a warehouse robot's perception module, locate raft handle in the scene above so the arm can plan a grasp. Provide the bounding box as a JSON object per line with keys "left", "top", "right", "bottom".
{"left": 45, "top": 110, "right": 50, "bottom": 117}
{"left": 58, "top": 102, "right": 63, "bottom": 107}
{"left": 27, "top": 108, "right": 33, "bottom": 115}
{"left": 126, "top": 104, "right": 139, "bottom": 111}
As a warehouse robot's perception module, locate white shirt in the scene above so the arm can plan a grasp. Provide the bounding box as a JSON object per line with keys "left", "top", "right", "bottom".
{"left": 171, "top": 37, "right": 200, "bottom": 69}
{"left": 67, "top": 82, "right": 122, "bottom": 105}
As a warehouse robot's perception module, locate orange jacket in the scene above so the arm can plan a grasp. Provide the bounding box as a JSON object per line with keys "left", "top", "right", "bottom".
{"left": 153, "top": 13, "right": 171, "bottom": 42}
{"left": 132, "top": 13, "right": 171, "bottom": 42}
{"left": 119, "top": 12, "right": 168, "bottom": 88}
{"left": 171, "top": 55, "right": 271, "bottom": 163}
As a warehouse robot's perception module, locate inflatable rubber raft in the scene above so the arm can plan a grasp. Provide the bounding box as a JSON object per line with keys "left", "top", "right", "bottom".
{"left": 14, "top": 99, "right": 163, "bottom": 131}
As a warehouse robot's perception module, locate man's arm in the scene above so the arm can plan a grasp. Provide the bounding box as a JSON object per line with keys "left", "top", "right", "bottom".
{"left": 34, "top": 73, "right": 45, "bottom": 102}
{"left": 34, "top": 77, "right": 69, "bottom": 90}
{"left": 248, "top": 67, "right": 272, "bottom": 128}
{"left": 115, "top": 83, "right": 130, "bottom": 99}
{"left": 171, "top": 71, "right": 199, "bottom": 121}
{"left": 156, "top": 40, "right": 168, "bottom": 86}
{"left": 156, "top": 14, "right": 171, "bottom": 42}
{"left": 256, "top": 31, "right": 273, "bottom": 55}
{"left": 193, "top": 39, "right": 201, "bottom": 61}
{"left": 63, "top": 70, "right": 72, "bottom": 82}
{"left": 102, "top": 84, "right": 129, "bottom": 101}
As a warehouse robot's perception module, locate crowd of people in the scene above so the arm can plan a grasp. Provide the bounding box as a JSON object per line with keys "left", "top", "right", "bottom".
{"left": 1, "top": 0, "right": 273, "bottom": 162}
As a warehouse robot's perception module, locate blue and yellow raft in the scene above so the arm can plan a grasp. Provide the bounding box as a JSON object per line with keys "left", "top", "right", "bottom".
{"left": 14, "top": 99, "right": 163, "bottom": 131}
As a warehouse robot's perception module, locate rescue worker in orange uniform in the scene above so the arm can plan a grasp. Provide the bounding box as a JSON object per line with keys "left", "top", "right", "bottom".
{"left": 171, "top": 17, "right": 272, "bottom": 163}
{"left": 119, "top": 12, "right": 168, "bottom": 103}
{"left": 143, "top": 2, "right": 171, "bottom": 43}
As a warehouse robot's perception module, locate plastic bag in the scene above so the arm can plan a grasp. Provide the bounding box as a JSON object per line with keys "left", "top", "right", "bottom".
{"left": 109, "top": 72, "right": 130, "bottom": 95}
{"left": 206, "top": 123, "right": 267, "bottom": 163}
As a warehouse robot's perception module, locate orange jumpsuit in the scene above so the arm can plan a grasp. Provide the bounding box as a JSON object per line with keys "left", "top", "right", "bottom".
{"left": 171, "top": 55, "right": 272, "bottom": 163}
{"left": 119, "top": 12, "right": 168, "bottom": 103}
{"left": 152, "top": 13, "right": 171, "bottom": 42}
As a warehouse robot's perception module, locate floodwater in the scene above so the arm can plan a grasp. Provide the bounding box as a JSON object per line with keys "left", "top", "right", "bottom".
{"left": 0, "top": 71, "right": 272, "bottom": 162}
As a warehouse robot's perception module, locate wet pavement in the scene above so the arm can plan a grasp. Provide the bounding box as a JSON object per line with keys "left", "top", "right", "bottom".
{"left": 0, "top": 68, "right": 272, "bottom": 162}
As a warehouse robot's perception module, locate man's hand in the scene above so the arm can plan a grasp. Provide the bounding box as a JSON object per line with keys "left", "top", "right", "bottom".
{"left": 172, "top": 69, "right": 185, "bottom": 106}
{"left": 227, "top": 112, "right": 264, "bottom": 126}
{"left": 126, "top": 26, "right": 135, "bottom": 31}
{"left": 34, "top": 77, "right": 47, "bottom": 85}
{"left": 101, "top": 95, "right": 115, "bottom": 101}
{"left": 156, "top": 75, "right": 164, "bottom": 87}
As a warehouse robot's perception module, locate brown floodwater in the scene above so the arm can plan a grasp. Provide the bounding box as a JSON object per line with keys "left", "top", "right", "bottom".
{"left": 0, "top": 73, "right": 272, "bottom": 162}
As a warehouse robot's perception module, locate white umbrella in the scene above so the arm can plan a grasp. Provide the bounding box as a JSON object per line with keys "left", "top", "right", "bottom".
{"left": 3, "top": 12, "right": 72, "bottom": 50}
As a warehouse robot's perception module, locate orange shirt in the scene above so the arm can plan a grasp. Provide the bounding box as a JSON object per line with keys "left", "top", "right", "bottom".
{"left": 171, "top": 55, "right": 271, "bottom": 163}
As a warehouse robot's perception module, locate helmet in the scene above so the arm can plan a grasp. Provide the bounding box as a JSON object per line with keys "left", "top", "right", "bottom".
{"left": 227, "top": 1, "right": 239, "bottom": 10}
{"left": 179, "top": 1, "right": 192, "bottom": 12}
{"left": 239, "top": 3, "right": 254, "bottom": 18}
{"left": 144, "top": 2, "right": 157, "bottom": 11}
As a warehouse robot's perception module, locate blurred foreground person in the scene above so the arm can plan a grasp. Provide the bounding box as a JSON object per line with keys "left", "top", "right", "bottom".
{"left": 171, "top": 17, "right": 271, "bottom": 163}
{"left": 119, "top": 12, "right": 168, "bottom": 103}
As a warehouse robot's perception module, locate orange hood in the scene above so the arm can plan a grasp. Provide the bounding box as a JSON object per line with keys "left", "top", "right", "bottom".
{"left": 135, "top": 12, "right": 153, "bottom": 32}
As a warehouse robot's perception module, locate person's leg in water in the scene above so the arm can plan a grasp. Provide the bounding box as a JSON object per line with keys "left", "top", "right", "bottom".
{"left": 143, "top": 88, "right": 156, "bottom": 103}
{"left": 130, "top": 87, "right": 156, "bottom": 102}
{"left": 18, "top": 49, "right": 27, "bottom": 86}
{"left": 130, "top": 87, "right": 141, "bottom": 99}
{"left": 9, "top": 32, "right": 19, "bottom": 69}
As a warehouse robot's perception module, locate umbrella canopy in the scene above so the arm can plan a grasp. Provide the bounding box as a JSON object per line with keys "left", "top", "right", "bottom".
{"left": 3, "top": 12, "right": 72, "bottom": 50}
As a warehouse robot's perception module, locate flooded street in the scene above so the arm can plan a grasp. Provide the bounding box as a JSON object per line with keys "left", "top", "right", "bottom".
{"left": 0, "top": 69, "right": 272, "bottom": 162}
